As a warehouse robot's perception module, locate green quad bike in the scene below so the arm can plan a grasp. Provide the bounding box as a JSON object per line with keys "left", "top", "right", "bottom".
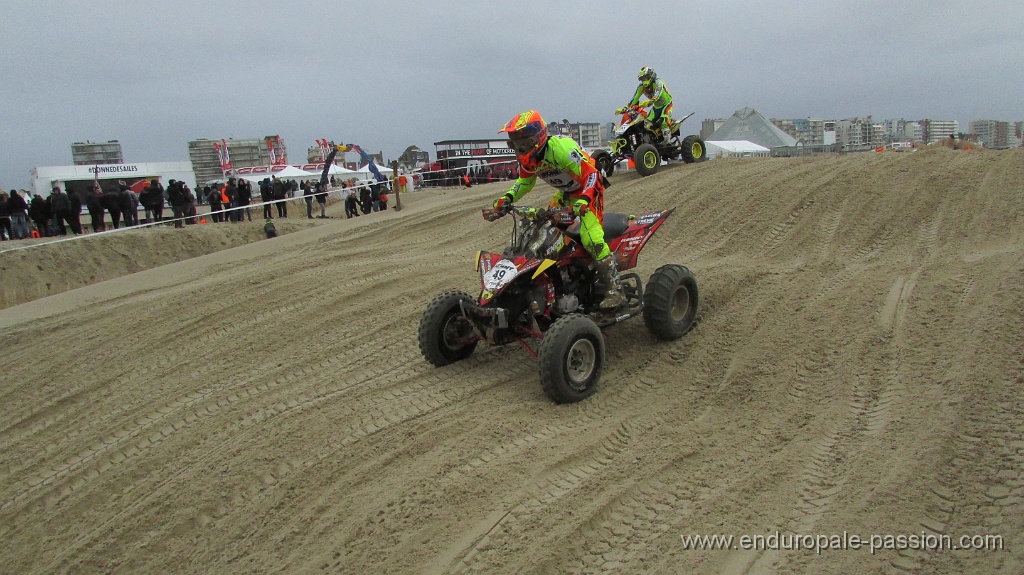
{"left": 592, "top": 105, "right": 707, "bottom": 178}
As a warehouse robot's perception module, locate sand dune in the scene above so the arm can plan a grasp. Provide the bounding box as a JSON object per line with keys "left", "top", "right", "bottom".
{"left": 1, "top": 148, "right": 1022, "bottom": 574}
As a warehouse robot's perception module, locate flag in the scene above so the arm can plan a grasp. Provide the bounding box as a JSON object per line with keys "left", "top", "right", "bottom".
{"left": 221, "top": 139, "right": 232, "bottom": 170}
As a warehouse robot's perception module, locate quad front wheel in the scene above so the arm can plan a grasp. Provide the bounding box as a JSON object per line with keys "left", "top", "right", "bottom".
{"left": 643, "top": 265, "right": 699, "bottom": 340}
{"left": 418, "top": 290, "right": 479, "bottom": 366}
{"left": 634, "top": 143, "right": 660, "bottom": 177}
{"left": 539, "top": 314, "right": 605, "bottom": 403}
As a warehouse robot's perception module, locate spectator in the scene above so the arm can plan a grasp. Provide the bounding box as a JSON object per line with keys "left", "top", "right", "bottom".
{"left": 370, "top": 181, "right": 381, "bottom": 212}
{"left": 117, "top": 181, "right": 138, "bottom": 227}
{"left": 236, "top": 178, "right": 253, "bottom": 222}
{"left": 315, "top": 181, "right": 329, "bottom": 218}
{"left": 67, "top": 188, "right": 83, "bottom": 234}
{"left": 152, "top": 179, "right": 166, "bottom": 222}
{"left": 100, "top": 186, "right": 123, "bottom": 229}
{"left": 302, "top": 180, "right": 315, "bottom": 218}
{"left": 84, "top": 185, "right": 106, "bottom": 232}
{"left": 206, "top": 185, "right": 223, "bottom": 223}
{"left": 379, "top": 186, "right": 389, "bottom": 211}
{"left": 139, "top": 179, "right": 162, "bottom": 224}
{"left": 344, "top": 188, "right": 359, "bottom": 219}
{"left": 49, "top": 186, "right": 77, "bottom": 235}
{"left": 29, "top": 193, "right": 50, "bottom": 236}
{"left": 359, "top": 184, "right": 372, "bottom": 214}
{"left": 167, "top": 180, "right": 186, "bottom": 228}
{"left": 225, "top": 177, "right": 239, "bottom": 222}
{"left": 182, "top": 184, "right": 197, "bottom": 224}
{"left": 8, "top": 189, "right": 30, "bottom": 239}
{"left": 272, "top": 176, "right": 287, "bottom": 218}
{"left": 0, "top": 191, "right": 11, "bottom": 240}
{"left": 259, "top": 178, "right": 274, "bottom": 219}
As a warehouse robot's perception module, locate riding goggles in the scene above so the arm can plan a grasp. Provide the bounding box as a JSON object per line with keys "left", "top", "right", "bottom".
{"left": 508, "top": 135, "right": 540, "bottom": 155}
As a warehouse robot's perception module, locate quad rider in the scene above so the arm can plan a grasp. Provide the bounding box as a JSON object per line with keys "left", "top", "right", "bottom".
{"left": 616, "top": 66, "right": 674, "bottom": 142}
{"left": 485, "top": 110, "right": 626, "bottom": 310}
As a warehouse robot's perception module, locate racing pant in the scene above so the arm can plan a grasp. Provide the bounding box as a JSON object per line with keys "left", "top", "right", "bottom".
{"left": 649, "top": 104, "right": 674, "bottom": 133}
{"left": 578, "top": 210, "right": 611, "bottom": 261}
{"left": 645, "top": 99, "right": 675, "bottom": 139}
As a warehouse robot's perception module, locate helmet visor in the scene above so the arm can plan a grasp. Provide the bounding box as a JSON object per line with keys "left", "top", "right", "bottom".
{"left": 508, "top": 134, "right": 540, "bottom": 155}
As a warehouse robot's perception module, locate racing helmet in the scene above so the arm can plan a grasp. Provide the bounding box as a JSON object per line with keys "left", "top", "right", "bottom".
{"left": 638, "top": 66, "right": 657, "bottom": 87}
{"left": 499, "top": 110, "right": 549, "bottom": 158}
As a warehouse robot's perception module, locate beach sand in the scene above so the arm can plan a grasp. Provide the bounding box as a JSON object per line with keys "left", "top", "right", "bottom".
{"left": 1, "top": 149, "right": 1022, "bottom": 574}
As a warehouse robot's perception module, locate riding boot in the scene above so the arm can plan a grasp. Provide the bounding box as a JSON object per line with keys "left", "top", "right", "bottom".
{"left": 594, "top": 255, "right": 626, "bottom": 310}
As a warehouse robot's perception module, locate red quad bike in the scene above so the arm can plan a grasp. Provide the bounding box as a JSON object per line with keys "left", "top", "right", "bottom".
{"left": 418, "top": 204, "right": 699, "bottom": 403}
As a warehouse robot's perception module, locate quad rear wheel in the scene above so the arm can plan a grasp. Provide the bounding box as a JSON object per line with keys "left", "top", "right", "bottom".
{"left": 643, "top": 265, "right": 698, "bottom": 340}
{"left": 419, "top": 290, "right": 479, "bottom": 366}
{"left": 592, "top": 149, "right": 615, "bottom": 178}
{"left": 681, "top": 135, "right": 707, "bottom": 163}
{"left": 539, "top": 314, "right": 605, "bottom": 403}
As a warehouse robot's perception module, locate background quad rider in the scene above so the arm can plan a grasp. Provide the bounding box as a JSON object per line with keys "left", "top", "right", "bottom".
{"left": 616, "top": 66, "right": 674, "bottom": 142}
{"left": 484, "top": 109, "right": 625, "bottom": 310}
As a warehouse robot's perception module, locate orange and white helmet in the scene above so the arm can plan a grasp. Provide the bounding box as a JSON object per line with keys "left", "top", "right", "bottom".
{"left": 499, "top": 110, "right": 549, "bottom": 159}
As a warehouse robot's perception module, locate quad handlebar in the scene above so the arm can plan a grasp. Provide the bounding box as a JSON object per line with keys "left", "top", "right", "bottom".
{"left": 482, "top": 204, "right": 575, "bottom": 225}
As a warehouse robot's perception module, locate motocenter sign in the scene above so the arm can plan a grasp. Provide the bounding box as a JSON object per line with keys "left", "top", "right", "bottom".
{"left": 437, "top": 147, "right": 515, "bottom": 160}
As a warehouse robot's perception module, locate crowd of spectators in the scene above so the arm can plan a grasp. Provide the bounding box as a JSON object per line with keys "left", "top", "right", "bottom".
{"left": 0, "top": 165, "right": 496, "bottom": 242}
{"left": 0, "top": 178, "right": 207, "bottom": 240}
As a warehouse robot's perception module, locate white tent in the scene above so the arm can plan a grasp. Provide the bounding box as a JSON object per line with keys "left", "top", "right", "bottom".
{"left": 705, "top": 140, "right": 771, "bottom": 158}
{"left": 358, "top": 163, "right": 393, "bottom": 175}
{"left": 326, "top": 164, "right": 358, "bottom": 176}
{"left": 271, "top": 165, "right": 316, "bottom": 180}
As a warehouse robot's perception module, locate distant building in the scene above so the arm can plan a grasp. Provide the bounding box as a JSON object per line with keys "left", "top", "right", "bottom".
{"left": 398, "top": 145, "right": 430, "bottom": 170}
{"left": 969, "top": 120, "right": 1016, "bottom": 149}
{"left": 708, "top": 108, "right": 799, "bottom": 149}
{"left": 72, "top": 140, "right": 123, "bottom": 165}
{"left": 770, "top": 118, "right": 827, "bottom": 146}
{"left": 701, "top": 118, "right": 727, "bottom": 141}
{"left": 603, "top": 122, "right": 616, "bottom": 144}
{"left": 548, "top": 121, "right": 605, "bottom": 150}
{"left": 919, "top": 119, "right": 958, "bottom": 144}
{"left": 834, "top": 118, "right": 886, "bottom": 151}
{"left": 187, "top": 136, "right": 288, "bottom": 184}
{"left": 307, "top": 146, "right": 327, "bottom": 163}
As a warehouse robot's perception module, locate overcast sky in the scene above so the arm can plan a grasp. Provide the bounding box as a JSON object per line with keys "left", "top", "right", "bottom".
{"left": 2, "top": 0, "right": 1021, "bottom": 187}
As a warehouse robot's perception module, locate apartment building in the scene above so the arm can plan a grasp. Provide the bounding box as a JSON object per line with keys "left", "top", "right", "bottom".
{"left": 919, "top": 119, "right": 959, "bottom": 144}
{"left": 770, "top": 118, "right": 828, "bottom": 146}
{"left": 969, "top": 120, "right": 1018, "bottom": 149}
{"left": 71, "top": 140, "right": 124, "bottom": 165}
{"left": 834, "top": 118, "right": 886, "bottom": 150}
{"left": 187, "top": 136, "right": 288, "bottom": 184}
